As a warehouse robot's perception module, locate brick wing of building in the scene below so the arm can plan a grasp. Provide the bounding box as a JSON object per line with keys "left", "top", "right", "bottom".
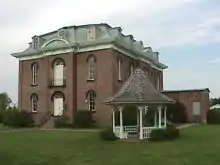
{"left": 11, "top": 23, "right": 210, "bottom": 127}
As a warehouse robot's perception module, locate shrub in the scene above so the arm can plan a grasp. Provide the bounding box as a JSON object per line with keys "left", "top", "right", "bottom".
{"left": 150, "top": 129, "right": 165, "bottom": 141}
{"left": 149, "top": 125, "right": 180, "bottom": 142}
{"left": 74, "top": 110, "right": 93, "bottom": 128}
{"left": 164, "top": 125, "right": 180, "bottom": 140}
{"left": 99, "top": 127, "right": 118, "bottom": 141}
{"left": 167, "top": 102, "right": 187, "bottom": 123}
{"left": 2, "top": 108, "right": 34, "bottom": 128}
{"left": 207, "top": 110, "right": 220, "bottom": 124}
{"left": 54, "top": 115, "right": 71, "bottom": 128}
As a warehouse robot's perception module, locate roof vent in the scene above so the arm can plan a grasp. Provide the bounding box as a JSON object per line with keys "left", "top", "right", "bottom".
{"left": 58, "top": 29, "right": 66, "bottom": 38}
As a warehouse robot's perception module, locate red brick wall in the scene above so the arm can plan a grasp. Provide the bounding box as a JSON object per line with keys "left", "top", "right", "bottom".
{"left": 19, "top": 48, "right": 165, "bottom": 126}
{"left": 19, "top": 53, "right": 77, "bottom": 124}
{"left": 162, "top": 90, "right": 210, "bottom": 123}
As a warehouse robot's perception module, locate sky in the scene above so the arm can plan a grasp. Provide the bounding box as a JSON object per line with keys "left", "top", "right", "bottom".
{"left": 0, "top": 0, "right": 220, "bottom": 103}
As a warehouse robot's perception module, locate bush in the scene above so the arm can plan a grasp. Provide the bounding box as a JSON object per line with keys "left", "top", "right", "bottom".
{"left": 74, "top": 110, "right": 93, "bottom": 128}
{"left": 164, "top": 125, "right": 180, "bottom": 140}
{"left": 0, "top": 111, "right": 3, "bottom": 123}
{"left": 2, "top": 108, "right": 34, "bottom": 128}
{"left": 149, "top": 125, "right": 180, "bottom": 142}
{"left": 167, "top": 102, "right": 187, "bottom": 123}
{"left": 99, "top": 127, "right": 118, "bottom": 141}
{"left": 207, "top": 110, "right": 220, "bottom": 124}
{"left": 54, "top": 115, "right": 71, "bottom": 128}
{"left": 150, "top": 129, "right": 166, "bottom": 141}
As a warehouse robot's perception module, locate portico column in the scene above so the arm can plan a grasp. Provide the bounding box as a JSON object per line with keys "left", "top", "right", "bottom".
{"left": 137, "top": 110, "right": 139, "bottom": 125}
{"left": 119, "top": 106, "right": 123, "bottom": 139}
{"left": 112, "top": 109, "right": 115, "bottom": 133}
{"left": 138, "top": 106, "right": 144, "bottom": 140}
{"left": 164, "top": 106, "right": 167, "bottom": 127}
{"left": 157, "top": 105, "right": 163, "bottom": 128}
{"left": 154, "top": 110, "right": 157, "bottom": 127}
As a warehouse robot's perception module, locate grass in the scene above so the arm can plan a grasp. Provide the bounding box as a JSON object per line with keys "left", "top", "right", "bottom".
{"left": 0, "top": 125, "right": 220, "bottom": 165}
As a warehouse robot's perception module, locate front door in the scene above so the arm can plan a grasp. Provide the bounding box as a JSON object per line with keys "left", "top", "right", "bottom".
{"left": 54, "top": 97, "right": 64, "bottom": 116}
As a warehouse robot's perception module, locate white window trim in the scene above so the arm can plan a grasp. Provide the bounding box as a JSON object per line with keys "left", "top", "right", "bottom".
{"left": 32, "top": 64, "right": 38, "bottom": 85}
{"left": 130, "top": 64, "right": 134, "bottom": 75}
{"left": 118, "top": 58, "right": 122, "bottom": 81}
{"left": 87, "top": 56, "right": 96, "bottom": 80}
{"left": 157, "top": 75, "right": 160, "bottom": 90}
{"left": 87, "top": 91, "right": 96, "bottom": 112}
{"left": 31, "top": 95, "right": 37, "bottom": 113}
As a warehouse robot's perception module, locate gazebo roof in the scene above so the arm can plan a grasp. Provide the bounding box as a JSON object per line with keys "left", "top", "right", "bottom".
{"left": 105, "top": 68, "right": 175, "bottom": 105}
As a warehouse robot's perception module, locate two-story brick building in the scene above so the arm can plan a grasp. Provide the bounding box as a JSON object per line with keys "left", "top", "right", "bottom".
{"left": 11, "top": 23, "right": 209, "bottom": 126}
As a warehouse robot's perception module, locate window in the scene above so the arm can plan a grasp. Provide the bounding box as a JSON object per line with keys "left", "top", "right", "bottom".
{"left": 52, "top": 92, "right": 65, "bottom": 116}
{"left": 145, "top": 68, "right": 148, "bottom": 76}
{"left": 87, "top": 55, "right": 96, "bottom": 80}
{"left": 118, "top": 57, "right": 122, "bottom": 81}
{"left": 86, "top": 90, "right": 96, "bottom": 112}
{"left": 130, "top": 63, "right": 134, "bottom": 75}
{"left": 87, "top": 27, "right": 96, "bottom": 41}
{"left": 31, "top": 63, "right": 38, "bottom": 85}
{"left": 157, "top": 75, "right": 160, "bottom": 90}
{"left": 30, "top": 94, "right": 38, "bottom": 113}
{"left": 53, "top": 58, "right": 65, "bottom": 86}
{"left": 33, "top": 37, "right": 39, "bottom": 49}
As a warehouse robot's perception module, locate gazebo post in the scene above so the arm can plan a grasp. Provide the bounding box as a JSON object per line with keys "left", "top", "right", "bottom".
{"left": 154, "top": 110, "right": 157, "bottom": 127}
{"left": 119, "top": 106, "right": 123, "bottom": 139}
{"left": 164, "top": 106, "right": 167, "bottom": 127}
{"left": 157, "top": 105, "right": 162, "bottom": 128}
{"left": 112, "top": 109, "right": 115, "bottom": 133}
{"left": 138, "top": 106, "right": 144, "bottom": 140}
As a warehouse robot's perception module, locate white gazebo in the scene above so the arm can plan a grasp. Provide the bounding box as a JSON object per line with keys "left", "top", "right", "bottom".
{"left": 105, "top": 68, "right": 175, "bottom": 140}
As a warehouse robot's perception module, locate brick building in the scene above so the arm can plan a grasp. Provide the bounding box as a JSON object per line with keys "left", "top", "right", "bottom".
{"left": 162, "top": 89, "right": 210, "bottom": 123}
{"left": 11, "top": 23, "right": 209, "bottom": 126}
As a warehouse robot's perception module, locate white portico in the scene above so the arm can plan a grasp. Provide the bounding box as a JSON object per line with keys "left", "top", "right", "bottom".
{"left": 105, "top": 68, "right": 175, "bottom": 140}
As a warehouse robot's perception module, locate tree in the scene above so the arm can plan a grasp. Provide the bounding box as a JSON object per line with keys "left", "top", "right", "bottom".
{"left": 166, "top": 102, "right": 187, "bottom": 123}
{"left": 0, "top": 93, "right": 12, "bottom": 112}
{"left": 0, "top": 93, "right": 12, "bottom": 123}
{"left": 210, "top": 97, "right": 220, "bottom": 106}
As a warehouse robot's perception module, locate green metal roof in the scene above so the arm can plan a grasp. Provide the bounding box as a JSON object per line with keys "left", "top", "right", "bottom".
{"left": 11, "top": 23, "right": 167, "bottom": 69}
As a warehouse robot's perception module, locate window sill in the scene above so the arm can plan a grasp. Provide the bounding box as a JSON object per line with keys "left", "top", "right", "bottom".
{"left": 31, "top": 84, "right": 38, "bottom": 87}
{"left": 87, "top": 79, "right": 95, "bottom": 82}
{"left": 118, "top": 79, "right": 123, "bottom": 83}
{"left": 30, "top": 111, "right": 38, "bottom": 114}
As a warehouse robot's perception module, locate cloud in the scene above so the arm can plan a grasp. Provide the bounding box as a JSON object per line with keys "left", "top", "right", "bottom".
{"left": 209, "top": 58, "right": 220, "bottom": 64}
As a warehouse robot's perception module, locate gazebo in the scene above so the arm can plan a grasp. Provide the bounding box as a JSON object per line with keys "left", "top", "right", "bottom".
{"left": 105, "top": 68, "right": 175, "bottom": 140}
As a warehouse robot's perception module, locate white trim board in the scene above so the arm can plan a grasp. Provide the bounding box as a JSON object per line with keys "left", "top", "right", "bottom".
{"left": 18, "top": 44, "right": 163, "bottom": 71}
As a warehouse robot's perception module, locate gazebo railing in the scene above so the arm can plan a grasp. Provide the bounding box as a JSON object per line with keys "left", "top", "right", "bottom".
{"left": 142, "top": 126, "right": 166, "bottom": 139}
{"left": 142, "top": 127, "right": 157, "bottom": 139}
{"left": 114, "top": 126, "right": 166, "bottom": 139}
{"left": 124, "top": 125, "right": 138, "bottom": 133}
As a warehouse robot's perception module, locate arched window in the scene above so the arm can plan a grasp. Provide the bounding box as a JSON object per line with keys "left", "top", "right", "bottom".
{"left": 30, "top": 94, "right": 38, "bottom": 112}
{"left": 31, "top": 63, "right": 38, "bottom": 85}
{"left": 52, "top": 92, "right": 65, "bottom": 116}
{"left": 86, "top": 90, "right": 96, "bottom": 112}
{"left": 157, "top": 75, "right": 160, "bottom": 90}
{"left": 87, "top": 55, "right": 96, "bottom": 80}
{"left": 53, "top": 58, "right": 65, "bottom": 86}
{"left": 144, "top": 68, "right": 148, "bottom": 76}
{"left": 118, "top": 57, "right": 122, "bottom": 81}
{"left": 130, "top": 63, "right": 134, "bottom": 76}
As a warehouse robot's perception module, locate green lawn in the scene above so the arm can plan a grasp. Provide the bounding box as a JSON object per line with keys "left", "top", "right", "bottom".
{"left": 0, "top": 125, "right": 220, "bottom": 165}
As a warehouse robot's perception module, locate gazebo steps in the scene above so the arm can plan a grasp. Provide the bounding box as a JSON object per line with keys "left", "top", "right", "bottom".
{"left": 127, "top": 133, "right": 139, "bottom": 139}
